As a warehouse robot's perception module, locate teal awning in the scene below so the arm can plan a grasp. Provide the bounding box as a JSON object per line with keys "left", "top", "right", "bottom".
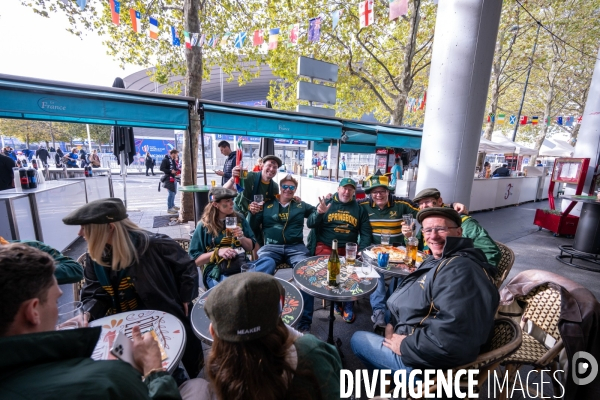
{"left": 341, "top": 121, "right": 422, "bottom": 149}
{"left": 313, "top": 142, "right": 376, "bottom": 154}
{"left": 201, "top": 103, "right": 342, "bottom": 141}
{"left": 0, "top": 75, "right": 192, "bottom": 130}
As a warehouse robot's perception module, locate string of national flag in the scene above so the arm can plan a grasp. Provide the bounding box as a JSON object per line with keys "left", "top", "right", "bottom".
{"left": 486, "top": 113, "right": 582, "bottom": 126}
{"left": 105, "top": 0, "right": 413, "bottom": 47}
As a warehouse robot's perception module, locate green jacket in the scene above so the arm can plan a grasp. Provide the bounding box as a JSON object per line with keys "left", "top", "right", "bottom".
{"left": 359, "top": 195, "right": 419, "bottom": 245}
{"left": 249, "top": 198, "right": 315, "bottom": 245}
{"left": 307, "top": 194, "right": 372, "bottom": 253}
{"left": 0, "top": 327, "right": 182, "bottom": 400}
{"left": 414, "top": 215, "right": 501, "bottom": 267}
{"left": 9, "top": 239, "right": 83, "bottom": 285}
{"left": 189, "top": 213, "right": 256, "bottom": 288}
{"left": 233, "top": 171, "right": 279, "bottom": 217}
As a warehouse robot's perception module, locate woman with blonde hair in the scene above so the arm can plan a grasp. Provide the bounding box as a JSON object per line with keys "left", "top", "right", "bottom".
{"left": 188, "top": 187, "right": 275, "bottom": 289}
{"left": 62, "top": 197, "right": 203, "bottom": 378}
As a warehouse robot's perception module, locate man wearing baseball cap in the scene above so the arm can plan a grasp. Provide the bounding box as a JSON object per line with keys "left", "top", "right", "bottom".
{"left": 359, "top": 174, "right": 419, "bottom": 329}
{"left": 405, "top": 187, "right": 501, "bottom": 267}
{"left": 351, "top": 207, "right": 499, "bottom": 374}
{"left": 305, "top": 177, "right": 372, "bottom": 324}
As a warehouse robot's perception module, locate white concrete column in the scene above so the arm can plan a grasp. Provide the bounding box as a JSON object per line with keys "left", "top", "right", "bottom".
{"left": 416, "top": 0, "right": 503, "bottom": 207}
{"left": 562, "top": 44, "right": 600, "bottom": 215}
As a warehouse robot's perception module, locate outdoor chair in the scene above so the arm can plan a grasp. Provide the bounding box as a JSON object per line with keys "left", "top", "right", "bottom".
{"left": 499, "top": 277, "right": 564, "bottom": 399}
{"left": 493, "top": 241, "right": 515, "bottom": 288}
{"left": 409, "top": 317, "right": 522, "bottom": 399}
{"left": 173, "top": 237, "right": 190, "bottom": 252}
{"left": 72, "top": 253, "right": 87, "bottom": 302}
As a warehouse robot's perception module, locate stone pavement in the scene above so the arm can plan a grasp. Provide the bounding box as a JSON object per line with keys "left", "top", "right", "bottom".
{"left": 60, "top": 175, "right": 599, "bottom": 399}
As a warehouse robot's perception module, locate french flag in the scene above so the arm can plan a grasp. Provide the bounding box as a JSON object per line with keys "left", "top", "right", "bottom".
{"left": 149, "top": 17, "right": 159, "bottom": 39}
{"left": 130, "top": 9, "right": 141, "bottom": 33}
{"left": 109, "top": 0, "right": 120, "bottom": 25}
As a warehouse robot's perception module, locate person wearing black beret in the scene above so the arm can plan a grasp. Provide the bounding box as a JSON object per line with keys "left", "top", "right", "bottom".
{"left": 62, "top": 197, "right": 203, "bottom": 379}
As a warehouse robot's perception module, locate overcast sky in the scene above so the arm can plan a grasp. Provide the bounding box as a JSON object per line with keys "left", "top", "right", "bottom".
{"left": 0, "top": 2, "right": 139, "bottom": 87}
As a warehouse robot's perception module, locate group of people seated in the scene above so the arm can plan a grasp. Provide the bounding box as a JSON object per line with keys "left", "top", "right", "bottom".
{"left": 0, "top": 153, "right": 503, "bottom": 399}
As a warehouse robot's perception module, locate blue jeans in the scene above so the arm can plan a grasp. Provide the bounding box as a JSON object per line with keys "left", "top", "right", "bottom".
{"left": 351, "top": 331, "right": 414, "bottom": 374}
{"left": 257, "top": 244, "right": 315, "bottom": 329}
{"left": 206, "top": 257, "right": 276, "bottom": 288}
{"left": 206, "top": 274, "right": 226, "bottom": 289}
{"left": 370, "top": 276, "right": 403, "bottom": 314}
{"left": 167, "top": 182, "right": 177, "bottom": 210}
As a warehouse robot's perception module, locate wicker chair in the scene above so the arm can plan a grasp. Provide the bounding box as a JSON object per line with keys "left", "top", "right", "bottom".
{"left": 499, "top": 284, "right": 564, "bottom": 400}
{"left": 72, "top": 253, "right": 87, "bottom": 302}
{"left": 410, "top": 317, "right": 522, "bottom": 399}
{"left": 174, "top": 237, "right": 207, "bottom": 295}
{"left": 173, "top": 237, "right": 190, "bottom": 252}
{"left": 493, "top": 241, "right": 515, "bottom": 288}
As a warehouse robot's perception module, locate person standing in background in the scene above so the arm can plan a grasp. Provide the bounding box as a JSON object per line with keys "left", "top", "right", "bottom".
{"left": 252, "top": 157, "right": 263, "bottom": 172}
{"left": 89, "top": 149, "right": 101, "bottom": 168}
{"left": 145, "top": 152, "right": 155, "bottom": 176}
{"left": 215, "top": 141, "right": 237, "bottom": 185}
{"left": 160, "top": 149, "right": 180, "bottom": 214}
{"left": 79, "top": 148, "right": 88, "bottom": 168}
{"left": 36, "top": 145, "right": 50, "bottom": 167}
{"left": 390, "top": 157, "right": 403, "bottom": 187}
{"left": 0, "top": 152, "right": 16, "bottom": 191}
{"left": 339, "top": 156, "right": 347, "bottom": 171}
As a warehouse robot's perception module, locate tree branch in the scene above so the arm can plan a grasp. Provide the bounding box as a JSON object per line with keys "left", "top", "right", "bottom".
{"left": 355, "top": 29, "right": 402, "bottom": 93}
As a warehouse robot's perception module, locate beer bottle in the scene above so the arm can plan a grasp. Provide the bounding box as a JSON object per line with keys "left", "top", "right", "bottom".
{"left": 327, "top": 239, "right": 341, "bottom": 287}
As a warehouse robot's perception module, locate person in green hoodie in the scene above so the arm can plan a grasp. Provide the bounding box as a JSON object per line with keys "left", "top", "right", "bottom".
{"left": 403, "top": 188, "right": 501, "bottom": 268}
{"left": 249, "top": 174, "right": 316, "bottom": 333}
{"left": 306, "top": 178, "right": 372, "bottom": 324}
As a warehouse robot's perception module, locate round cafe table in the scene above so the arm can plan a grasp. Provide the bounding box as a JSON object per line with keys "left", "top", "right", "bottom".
{"left": 190, "top": 277, "right": 304, "bottom": 344}
{"left": 89, "top": 310, "right": 186, "bottom": 373}
{"left": 293, "top": 256, "right": 378, "bottom": 347}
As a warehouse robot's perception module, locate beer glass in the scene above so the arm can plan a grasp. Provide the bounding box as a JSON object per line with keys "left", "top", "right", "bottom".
{"left": 225, "top": 217, "right": 237, "bottom": 238}
{"left": 56, "top": 301, "right": 84, "bottom": 330}
{"left": 405, "top": 237, "right": 418, "bottom": 266}
{"left": 345, "top": 242, "right": 357, "bottom": 270}
{"left": 211, "top": 180, "right": 216, "bottom": 187}
{"left": 380, "top": 230, "right": 390, "bottom": 245}
{"left": 403, "top": 214, "right": 414, "bottom": 227}
{"left": 254, "top": 194, "right": 264, "bottom": 211}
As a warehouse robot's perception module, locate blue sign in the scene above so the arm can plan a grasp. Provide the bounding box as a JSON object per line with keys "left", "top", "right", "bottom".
{"left": 215, "top": 134, "right": 234, "bottom": 141}
{"left": 135, "top": 138, "right": 175, "bottom": 156}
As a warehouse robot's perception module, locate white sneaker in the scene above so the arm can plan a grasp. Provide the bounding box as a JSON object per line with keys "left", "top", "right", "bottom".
{"left": 371, "top": 309, "right": 386, "bottom": 329}
{"left": 173, "top": 206, "right": 180, "bottom": 210}
{"left": 167, "top": 208, "right": 178, "bottom": 214}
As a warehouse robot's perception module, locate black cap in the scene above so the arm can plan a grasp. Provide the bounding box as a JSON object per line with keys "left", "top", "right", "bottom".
{"left": 63, "top": 198, "right": 128, "bottom": 225}
{"left": 262, "top": 155, "right": 282, "bottom": 167}
{"left": 416, "top": 207, "right": 462, "bottom": 227}
{"left": 204, "top": 273, "right": 285, "bottom": 342}
{"left": 413, "top": 188, "right": 441, "bottom": 204}
{"left": 209, "top": 187, "right": 237, "bottom": 202}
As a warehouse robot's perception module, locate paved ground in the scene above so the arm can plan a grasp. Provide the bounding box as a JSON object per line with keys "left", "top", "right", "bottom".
{"left": 60, "top": 175, "right": 598, "bottom": 399}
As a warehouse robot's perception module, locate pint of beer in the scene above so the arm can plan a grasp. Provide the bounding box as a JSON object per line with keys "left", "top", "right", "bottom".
{"left": 346, "top": 242, "right": 357, "bottom": 267}
{"left": 405, "top": 237, "right": 418, "bottom": 266}
{"left": 225, "top": 217, "right": 237, "bottom": 238}
{"left": 254, "top": 195, "right": 264, "bottom": 211}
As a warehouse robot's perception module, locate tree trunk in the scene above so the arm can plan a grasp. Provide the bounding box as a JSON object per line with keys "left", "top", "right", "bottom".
{"left": 180, "top": 0, "right": 203, "bottom": 222}
{"left": 570, "top": 123, "right": 581, "bottom": 144}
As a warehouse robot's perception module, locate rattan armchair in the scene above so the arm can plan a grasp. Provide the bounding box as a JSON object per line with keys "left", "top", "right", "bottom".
{"left": 410, "top": 317, "right": 522, "bottom": 399}
{"left": 493, "top": 241, "right": 515, "bottom": 288}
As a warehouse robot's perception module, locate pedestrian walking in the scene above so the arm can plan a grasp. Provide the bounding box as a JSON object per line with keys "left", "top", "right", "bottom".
{"left": 145, "top": 152, "right": 155, "bottom": 176}
{"left": 160, "top": 149, "right": 180, "bottom": 214}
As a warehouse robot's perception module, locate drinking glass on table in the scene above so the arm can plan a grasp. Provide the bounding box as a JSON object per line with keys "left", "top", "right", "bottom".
{"left": 360, "top": 261, "right": 372, "bottom": 283}
{"left": 380, "top": 230, "right": 390, "bottom": 245}
{"left": 345, "top": 242, "right": 357, "bottom": 272}
{"left": 56, "top": 301, "right": 84, "bottom": 330}
{"left": 254, "top": 194, "right": 264, "bottom": 211}
{"left": 211, "top": 180, "right": 216, "bottom": 187}
{"left": 225, "top": 217, "right": 237, "bottom": 238}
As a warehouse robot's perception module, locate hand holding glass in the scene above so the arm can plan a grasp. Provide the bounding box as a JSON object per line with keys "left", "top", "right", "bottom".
{"left": 403, "top": 214, "right": 414, "bottom": 227}
{"left": 56, "top": 301, "right": 84, "bottom": 330}
{"left": 225, "top": 217, "right": 237, "bottom": 238}
{"left": 254, "top": 194, "right": 264, "bottom": 211}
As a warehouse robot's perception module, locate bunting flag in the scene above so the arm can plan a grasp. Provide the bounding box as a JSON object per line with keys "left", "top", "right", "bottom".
{"left": 531, "top": 116, "right": 539, "bottom": 125}
{"left": 171, "top": 26, "right": 180, "bottom": 46}
{"left": 487, "top": 113, "right": 495, "bottom": 123}
{"left": 577, "top": 115, "right": 583, "bottom": 124}
{"left": 556, "top": 116, "right": 563, "bottom": 126}
{"left": 220, "top": 33, "right": 231, "bottom": 48}
{"left": 129, "top": 9, "right": 141, "bottom": 33}
{"left": 565, "top": 116, "right": 574, "bottom": 127}
{"left": 235, "top": 32, "right": 247, "bottom": 49}
{"left": 253, "top": 29, "right": 264, "bottom": 46}
{"left": 389, "top": 0, "right": 408, "bottom": 21}
{"left": 331, "top": 10, "right": 342, "bottom": 29}
{"left": 209, "top": 35, "right": 218, "bottom": 48}
{"left": 509, "top": 115, "right": 517, "bottom": 124}
{"left": 199, "top": 33, "right": 206, "bottom": 47}
{"left": 109, "top": 0, "right": 120, "bottom": 25}
{"left": 191, "top": 33, "right": 199, "bottom": 47}
{"left": 183, "top": 31, "right": 191, "bottom": 48}
{"left": 149, "top": 17, "right": 158, "bottom": 39}
{"left": 497, "top": 114, "right": 505, "bottom": 125}
{"left": 77, "top": 0, "right": 87, "bottom": 11}
{"left": 308, "top": 17, "right": 322, "bottom": 42}
{"left": 288, "top": 24, "right": 299, "bottom": 46}
{"left": 359, "top": 0, "right": 375, "bottom": 28}
{"left": 520, "top": 115, "right": 528, "bottom": 125}
{"left": 544, "top": 116, "right": 550, "bottom": 126}
{"left": 268, "top": 28, "right": 280, "bottom": 50}
{"left": 419, "top": 91, "right": 427, "bottom": 110}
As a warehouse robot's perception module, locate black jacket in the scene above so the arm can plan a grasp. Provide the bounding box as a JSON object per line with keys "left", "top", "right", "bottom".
{"left": 160, "top": 155, "right": 178, "bottom": 192}
{"left": 493, "top": 166, "right": 511, "bottom": 177}
{"left": 387, "top": 236, "right": 499, "bottom": 369}
{"left": 0, "top": 153, "right": 15, "bottom": 191}
{"left": 36, "top": 148, "right": 50, "bottom": 163}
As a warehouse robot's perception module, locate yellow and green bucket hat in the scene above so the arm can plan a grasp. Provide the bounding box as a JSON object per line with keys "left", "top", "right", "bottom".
{"left": 363, "top": 175, "right": 393, "bottom": 193}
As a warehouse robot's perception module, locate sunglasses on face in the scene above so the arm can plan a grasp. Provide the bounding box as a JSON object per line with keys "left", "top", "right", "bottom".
{"left": 281, "top": 184, "right": 296, "bottom": 191}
